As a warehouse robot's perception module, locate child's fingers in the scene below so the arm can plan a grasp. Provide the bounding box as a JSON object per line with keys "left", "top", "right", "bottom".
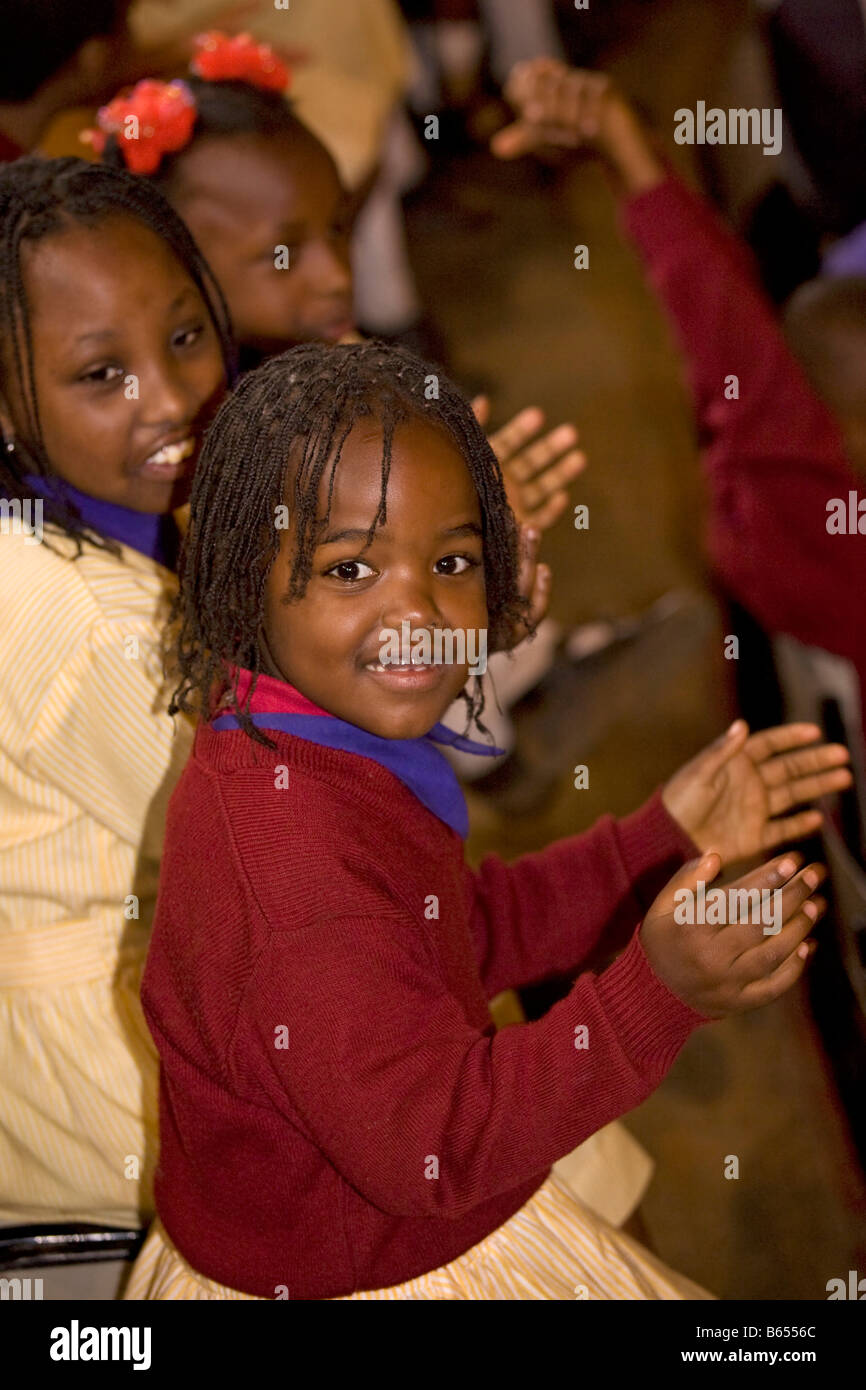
{"left": 759, "top": 740, "right": 850, "bottom": 786}
{"left": 515, "top": 452, "right": 586, "bottom": 514}
{"left": 471, "top": 394, "right": 491, "bottom": 428}
{"left": 733, "top": 898, "right": 825, "bottom": 985}
{"left": 503, "top": 424, "right": 580, "bottom": 483}
{"left": 722, "top": 861, "right": 823, "bottom": 953}
{"left": 743, "top": 722, "right": 823, "bottom": 763}
{"left": 578, "top": 72, "right": 612, "bottom": 138}
{"left": 735, "top": 941, "right": 810, "bottom": 1009}
{"left": 487, "top": 407, "right": 547, "bottom": 463}
{"left": 651, "top": 851, "right": 723, "bottom": 914}
{"left": 503, "top": 57, "right": 562, "bottom": 111}
{"left": 759, "top": 808, "right": 825, "bottom": 850}
{"left": 765, "top": 764, "right": 853, "bottom": 817}
{"left": 523, "top": 490, "right": 570, "bottom": 532}
{"left": 525, "top": 562, "right": 552, "bottom": 628}
{"left": 694, "top": 719, "right": 751, "bottom": 781}
{"left": 523, "top": 60, "right": 572, "bottom": 125}
{"left": 515, "top": 526, "right": 541, "bottom": 597}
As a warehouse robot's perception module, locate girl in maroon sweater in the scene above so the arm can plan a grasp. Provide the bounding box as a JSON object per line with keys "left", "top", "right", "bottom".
{"left": 126, "top": 342, "right": 847, "bottom": 1300}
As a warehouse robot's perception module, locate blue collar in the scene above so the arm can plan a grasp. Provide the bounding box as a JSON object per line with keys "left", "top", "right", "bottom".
{"left": 24, "top": 474, "right": 180, "bottom": 570}
{"left": 211, "top": 711, "right": 502, "bottom": 839}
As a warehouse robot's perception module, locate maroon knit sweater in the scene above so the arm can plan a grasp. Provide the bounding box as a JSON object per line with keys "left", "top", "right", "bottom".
{"left": 622, "top": 174, "right": 866, "bottom": 727}
{"left": 143, "top": 722, "right": 708, "bottom": 1298}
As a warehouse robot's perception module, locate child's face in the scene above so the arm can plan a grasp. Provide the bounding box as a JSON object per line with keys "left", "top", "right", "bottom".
{"left": 0, "top": 214, "right": 226, "bottom": 512}
{"left": 262, "top": 416, "right": 489, "bottom": 741}
{"left": 168, "top": 132, "right": 354, "bottom": 355}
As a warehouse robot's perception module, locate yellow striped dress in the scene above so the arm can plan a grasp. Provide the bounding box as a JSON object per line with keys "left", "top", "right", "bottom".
{"left": 125, "top": 1167, "right": 713, "bottom": 1300}
{"left": 0, "top": 526, "right": 192, "bottom": 1228}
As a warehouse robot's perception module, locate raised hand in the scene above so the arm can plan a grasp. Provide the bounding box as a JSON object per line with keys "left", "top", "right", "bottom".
{"left": 640, "top": 851, "right": 826, "bottom": 1018}
{"left": 661, "top": 720, "right": 853, "bottom": 865}
{"left": 472, "top": 396, "right": 585, "bottom": 531}
{"left": 491, "top": 60, "right": 617, "bottom": 160}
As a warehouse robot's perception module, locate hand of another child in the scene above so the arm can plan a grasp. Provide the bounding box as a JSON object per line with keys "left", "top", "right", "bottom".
{"left": 472, "top": 396, "right": 585, "bottom": 531}
{"left": 491, "top": 59, "right": 621, "bottom": 160}
{"left": 490, "top": 526, "right": 551, "bottom": 654}
{"left": 641, "top": 852, "right": 825, "bottom": 1018}
{"left": 661, "top": 720, "right": 852, "bottom": 866}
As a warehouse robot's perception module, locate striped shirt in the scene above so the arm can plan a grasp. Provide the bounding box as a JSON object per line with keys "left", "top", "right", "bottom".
{"left": 0, "top": 525, "right": 193, "bottom": 1225}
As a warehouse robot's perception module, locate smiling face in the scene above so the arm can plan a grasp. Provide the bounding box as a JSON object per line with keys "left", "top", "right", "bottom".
{"left": 261, "top": 415, "right": 488, "bottom": 740}
{"left": 167, "top": 130, "right": 355, "bottom": 355}
{"left": 0, "top": 212, "right": 226, "bottom": 512}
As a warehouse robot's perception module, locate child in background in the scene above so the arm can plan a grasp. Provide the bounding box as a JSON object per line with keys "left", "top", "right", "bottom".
{"left": 493, "top": 60, "right": 866, "bottom": 737}
{"left": 125, "top": 341, "right": 847, "bottom": 1299}
{"left": 0, "top": 156, "right": 233, "bottom": 1225}
{"left": 90, "top": 34, "right": 584, "bottom": 768}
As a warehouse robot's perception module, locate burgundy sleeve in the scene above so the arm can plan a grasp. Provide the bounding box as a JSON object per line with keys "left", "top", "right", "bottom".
{"left": 239, "top": 911, "right": 707, "bottom": 1219}
{"left": 467, "top": 789, "right": 697, "bottom": 1000}
{"left": 622, "top": 173, "right": 866, "bottom": 666}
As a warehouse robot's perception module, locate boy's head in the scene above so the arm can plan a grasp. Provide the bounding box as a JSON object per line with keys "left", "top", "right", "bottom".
{"left": 783, "top": 276, "right": 866, "bottom": 477}
{"left": 170, "top": 342, "right": 526, "bottom": 742}
{"left": 100, "top": 75, "right": 354, "bottom": 357}
{"left": 1, "top": 1, "right": 129, "bottom": 105}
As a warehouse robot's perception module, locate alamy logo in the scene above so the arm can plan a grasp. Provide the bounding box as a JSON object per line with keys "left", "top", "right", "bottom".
{"left": 674, "top": 880, "right": 782, "bottom": 935}
{"left": 826, "top": 1270, "right": 866, "bottom": 1299}
{"left": 674, "top": 102, "right": 782, "bottom": 157}
{"left": 49, "top": 1320, "right": 151, "bottom": 1371}
{"left": 826, "top": 492, "right": 866, "bottom": 534}
{"left": 0, "top": 1275, "right": 43, "bottom": 1299}
{"left": 377, "top": 620, "right": 487, "bottom": 676}
{"left": 0, "top": 496, "right": 42, "bottom": 545}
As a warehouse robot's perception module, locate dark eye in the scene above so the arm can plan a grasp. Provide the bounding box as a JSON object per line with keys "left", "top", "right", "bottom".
{"left": 326, "top": 560, "right": 376, "bottom": 582}
{"left": 173, "top": 323, "right": 205, "bottom": 349}
{"left": 80, "top": 363, "right": 124, "bottom": 385}
{"left": 435, "top": 554, "right": 476, "bottom": 576}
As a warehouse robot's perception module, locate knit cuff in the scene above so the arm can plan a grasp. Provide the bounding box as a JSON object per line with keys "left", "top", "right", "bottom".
{"left": 614, "top": 787, "right": 699, "bottom": 889}
{"left": 594, "top": 928, "right": 711, "bottom": 1078}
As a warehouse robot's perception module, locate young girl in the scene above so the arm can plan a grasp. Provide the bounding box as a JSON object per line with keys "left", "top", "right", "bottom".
{"left": 124, "top": 341, "right": 847, "bottom": 1299}
{"left": 0, "top": 155, "right": 234, "bottom": 1226}
{"left": 88, "top": 34, "right": 600, "bottom": 782}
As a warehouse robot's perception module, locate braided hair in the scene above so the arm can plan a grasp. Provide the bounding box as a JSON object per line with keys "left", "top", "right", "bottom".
{"left": 0, "top": 156, "right": 236, "bottom": 554}
{"left": 170, "top": 341, "right": 527, "bottom": 744}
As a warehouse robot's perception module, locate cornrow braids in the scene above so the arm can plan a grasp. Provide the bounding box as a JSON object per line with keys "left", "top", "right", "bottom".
{"left": 170, "top": 341, "right": 527, "bottom": 746}
{"left": 0, "top": 155, "right": 236, "bottom": 555}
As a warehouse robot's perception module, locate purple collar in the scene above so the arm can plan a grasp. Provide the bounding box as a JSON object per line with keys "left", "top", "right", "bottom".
{"left": 211, "top": 670, "right": 503, "bottom": 839}
{"left": 24, "top": 474, "right": 180, "bottom": 569}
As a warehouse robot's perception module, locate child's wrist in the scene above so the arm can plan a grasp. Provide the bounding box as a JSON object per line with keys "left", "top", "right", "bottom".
{"left": 598, "top": 99, "right": 666, "bottom": 194}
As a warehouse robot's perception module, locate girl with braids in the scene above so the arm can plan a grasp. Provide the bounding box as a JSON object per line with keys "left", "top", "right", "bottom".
{"left": 124, "top": 341, "right": 839, "bottom": 1300}
{"left": 0, "top": 155, "right": 233, "bottom": 1228}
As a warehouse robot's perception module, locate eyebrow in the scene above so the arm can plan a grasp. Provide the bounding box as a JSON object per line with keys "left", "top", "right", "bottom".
{"left": 319, "top": 521, "right": 483, "bottom": 546}
{"left": 72, "top": 289, "right": 198, "bottom": 345}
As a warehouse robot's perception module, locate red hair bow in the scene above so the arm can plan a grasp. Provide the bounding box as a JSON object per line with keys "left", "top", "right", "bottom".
{"left": 191, "top": 31, "right": 290, "bottom": 92}
{"left": 84, "top": 80, "right": 198, "bottom": 176}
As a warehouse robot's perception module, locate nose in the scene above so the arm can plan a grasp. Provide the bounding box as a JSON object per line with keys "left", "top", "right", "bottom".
{"left": 379, "top": 568, "right": 444, "bottom": 634}
{"left": 136, "top": 355, "right": 198, "bottom": 429}
{"left": 304, "top": 235, "right": 352, "bottom": 299}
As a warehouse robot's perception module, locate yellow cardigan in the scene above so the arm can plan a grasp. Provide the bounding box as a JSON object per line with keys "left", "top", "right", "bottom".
{"left": 0, "top": 526, "right": 193, "bottom": 1226}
